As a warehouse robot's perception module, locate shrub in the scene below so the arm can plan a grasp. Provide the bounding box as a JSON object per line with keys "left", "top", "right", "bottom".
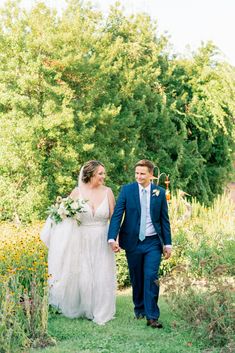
{"left": 116, "top": 251, "right": 130, "bottom": 289}
{"left": 0, "top": 223, "right": 55, "bottom": 352}
{"left": 166, "top": 192, "right": 235, "bottom": 278}
{"left": 163, "top": 273, "right": 235, "bottom": 349}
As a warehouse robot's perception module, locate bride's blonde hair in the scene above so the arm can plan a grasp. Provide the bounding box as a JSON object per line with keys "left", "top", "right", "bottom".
{"left": 80, "top": 160, "right": 104, "bottom": 184}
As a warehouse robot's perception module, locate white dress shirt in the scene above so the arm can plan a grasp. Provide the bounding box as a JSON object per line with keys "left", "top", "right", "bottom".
{"left": 138, "top": 184, "right": 156, "bottom": 237}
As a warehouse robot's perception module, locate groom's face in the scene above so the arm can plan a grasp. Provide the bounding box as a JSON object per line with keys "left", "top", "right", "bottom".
{"left": 135, "top": 166, "right": 153, "bottom": 188}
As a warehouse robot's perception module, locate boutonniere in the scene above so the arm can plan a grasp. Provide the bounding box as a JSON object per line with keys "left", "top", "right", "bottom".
{"left": 152, "top": 189, "right": 160, "bottom": 197}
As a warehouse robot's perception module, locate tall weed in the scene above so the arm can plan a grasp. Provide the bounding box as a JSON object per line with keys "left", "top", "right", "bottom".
{"left": 165, "top": 192, "right": 235, "bottom": 277}
{"left": 163, "top": 273, "right": 235, "bottom": 349}
{"left": 0, "top": 224, "right": 55, "bottom": 352}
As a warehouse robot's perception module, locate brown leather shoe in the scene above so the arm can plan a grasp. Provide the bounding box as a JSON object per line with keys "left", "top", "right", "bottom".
{"left": 146, "top": 319, "right": 163, "bottom": 329}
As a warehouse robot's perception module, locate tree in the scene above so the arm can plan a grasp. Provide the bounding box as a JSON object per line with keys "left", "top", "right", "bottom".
{"left": 164, "top": 43, "right": 235, "bottom": 202}
{"left": 0, "top": 1, "right": 234, "bottom": 222}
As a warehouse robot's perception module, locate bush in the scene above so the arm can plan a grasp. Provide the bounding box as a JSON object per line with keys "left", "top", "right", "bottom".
{"left": 163, "top": 274, "right": 235, "bottom": 349}
{"left": 0, "top": 223, "right": 55, "bottom": 352}
{"left": 0, "top": 274, "right": 56, "bottom": 353}
{"left": 116, "top": 251, "right": 130, "bottom": 289}
{"left": 166, "top": 192, "right": 235, "bottom": 278}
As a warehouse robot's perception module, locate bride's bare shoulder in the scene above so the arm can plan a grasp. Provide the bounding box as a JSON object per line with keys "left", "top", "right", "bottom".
{"left": 104, "top": 186, "right": 114, "bottom": 196}
{"left": 70, "top": 187, "right": 80, "bottom": 199}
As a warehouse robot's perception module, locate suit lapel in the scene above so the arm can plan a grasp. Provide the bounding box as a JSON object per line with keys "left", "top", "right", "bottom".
{"left": 150, "top": 183, "right": 160, "bottom": 212}
{"left": 150, "top": 183, "right": 155, "bottom": 211}
{"left": 133, "top": 182, "right": 141, "bottom": 216}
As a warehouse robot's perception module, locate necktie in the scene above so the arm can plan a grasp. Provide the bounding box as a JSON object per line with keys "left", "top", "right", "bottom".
{"left": 139, "top": 188, "right": 147, "bottom": 241}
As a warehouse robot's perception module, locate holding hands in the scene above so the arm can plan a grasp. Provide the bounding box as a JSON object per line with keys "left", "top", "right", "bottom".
{"left": 109, "top": 240, "right": 121, "bottom": 253}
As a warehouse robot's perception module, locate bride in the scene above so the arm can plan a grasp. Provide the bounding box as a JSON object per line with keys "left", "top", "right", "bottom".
{"left": 40, "top": 160, "right": 116, "bottom": 325}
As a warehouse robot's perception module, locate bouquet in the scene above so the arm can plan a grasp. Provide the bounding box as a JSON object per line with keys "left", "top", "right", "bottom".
{"left": 47, "top": 196, "right": 86, "bottom": 225}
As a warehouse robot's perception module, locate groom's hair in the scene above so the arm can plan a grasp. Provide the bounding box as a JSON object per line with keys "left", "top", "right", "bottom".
{"left": 135, "top": 159, "right": 154, "bottom": 173}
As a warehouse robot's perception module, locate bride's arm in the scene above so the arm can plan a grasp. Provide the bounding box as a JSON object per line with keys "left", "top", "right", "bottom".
{"left": 107, "top": 187, "right": 115, "bottom": 219}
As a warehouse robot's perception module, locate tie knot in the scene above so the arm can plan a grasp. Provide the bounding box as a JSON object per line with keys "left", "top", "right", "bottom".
{"left": 142, "top": 188, "right": 147, "bottom": 194}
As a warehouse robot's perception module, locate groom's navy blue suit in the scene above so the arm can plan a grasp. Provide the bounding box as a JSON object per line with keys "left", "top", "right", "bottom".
{"left": 108, "top": 181, "right": 171, "bottom": 320}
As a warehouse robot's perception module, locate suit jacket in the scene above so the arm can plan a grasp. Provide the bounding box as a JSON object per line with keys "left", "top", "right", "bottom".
{"left": 108, "top": 182, "right": 171, "bottom": 252}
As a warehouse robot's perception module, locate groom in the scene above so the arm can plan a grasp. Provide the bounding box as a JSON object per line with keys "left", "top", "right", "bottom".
{"left": 108, "top": 159, "right": 172, "bottom": 328}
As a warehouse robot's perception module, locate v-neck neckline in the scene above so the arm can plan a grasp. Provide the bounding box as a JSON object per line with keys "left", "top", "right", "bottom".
{"left": 86, "top": 195, "right": 107, "bottom": 217}
{"left": 79, "top": 190, "right": 107, "bottom": 218}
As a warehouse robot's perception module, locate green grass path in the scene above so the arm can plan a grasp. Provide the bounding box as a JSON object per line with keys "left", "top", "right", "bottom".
{"left": 31, "top": 290, "right": 219, "bottom": 353}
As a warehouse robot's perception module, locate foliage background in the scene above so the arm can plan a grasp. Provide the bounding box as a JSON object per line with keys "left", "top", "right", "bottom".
{"left": 0, "top": 2, "right": 234, "bottom": 351}
{"left": 0, "top": 0, "right": 234, "bottom": 222}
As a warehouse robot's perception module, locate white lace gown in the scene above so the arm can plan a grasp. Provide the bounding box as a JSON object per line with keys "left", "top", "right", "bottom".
{"left": 40, "top": 194, "right": 116, "bottom": 325}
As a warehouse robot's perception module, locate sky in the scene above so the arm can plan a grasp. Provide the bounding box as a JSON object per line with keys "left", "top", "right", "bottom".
{"left": 0, "top": 0, "right": 234, "bottom": 66}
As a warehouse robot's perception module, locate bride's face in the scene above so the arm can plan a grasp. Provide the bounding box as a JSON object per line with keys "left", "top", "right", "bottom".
{"left": 91, "top": 165, "right": 106, "bottom": 186}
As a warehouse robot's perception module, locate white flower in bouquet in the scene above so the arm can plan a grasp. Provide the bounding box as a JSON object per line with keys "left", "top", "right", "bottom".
{"left": 47, "top": 196, "right": 86, "bottom": 225}
{"left": 56, "top": 196, "right": 63, "bottom": 203}
{"left": 71, "top": 201, "right": 79, "bottom": 210}
{"left": 73, "top": 213, "right": 81, "bottom": 221}
{"left": 57, "top": 206, "right": 68, "bottom": 218}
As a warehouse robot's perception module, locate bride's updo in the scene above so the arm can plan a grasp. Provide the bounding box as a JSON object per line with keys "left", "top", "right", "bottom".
{"left": 81, "top": 160, "right": 104, "bottom": 184}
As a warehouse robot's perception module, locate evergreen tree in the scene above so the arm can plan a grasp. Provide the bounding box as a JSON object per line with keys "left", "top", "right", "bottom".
{"left": 0, "top": 1, "right": 234, "bottom": 221}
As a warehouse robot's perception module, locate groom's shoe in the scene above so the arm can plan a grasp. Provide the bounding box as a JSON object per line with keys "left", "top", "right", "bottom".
{"left": 146, "top": 319, "right": 163, "bottom": 329}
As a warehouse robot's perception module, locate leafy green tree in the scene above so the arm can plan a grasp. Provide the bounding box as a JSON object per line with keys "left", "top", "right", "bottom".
{"left": 164, "top": 43, "right": 235, "bottom": 202}
{"left": 0, "top": 1, "right": 234, "bottom": 222}
{"left": 0, "top": 2, "right": 80, "bottom": 221}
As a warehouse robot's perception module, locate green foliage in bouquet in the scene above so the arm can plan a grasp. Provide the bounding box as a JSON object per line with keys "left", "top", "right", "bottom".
{"left": 47, "top": 197, "right": 86, "bottom": 225}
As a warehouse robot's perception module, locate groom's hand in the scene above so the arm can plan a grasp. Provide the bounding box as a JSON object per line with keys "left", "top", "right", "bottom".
{"left": 109, "top": 241, "right": 120, "bottom": 253}
{"left": 163, "top": 246, "right": 172, "bottom": 259}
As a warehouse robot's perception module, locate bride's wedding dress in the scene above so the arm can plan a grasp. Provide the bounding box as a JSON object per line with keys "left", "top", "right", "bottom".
{"left": 40, "top": 192, "right": 116, "bottom": 325}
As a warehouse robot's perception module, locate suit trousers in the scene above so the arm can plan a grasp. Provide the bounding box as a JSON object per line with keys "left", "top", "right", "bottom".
{"left": 126, "top": 235, "right": 162, "bottom": 320}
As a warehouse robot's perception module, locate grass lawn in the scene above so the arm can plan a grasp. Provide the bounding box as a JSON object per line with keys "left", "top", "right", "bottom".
{"left": 31, "top": 289, "right": 220, "bottom": 353}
